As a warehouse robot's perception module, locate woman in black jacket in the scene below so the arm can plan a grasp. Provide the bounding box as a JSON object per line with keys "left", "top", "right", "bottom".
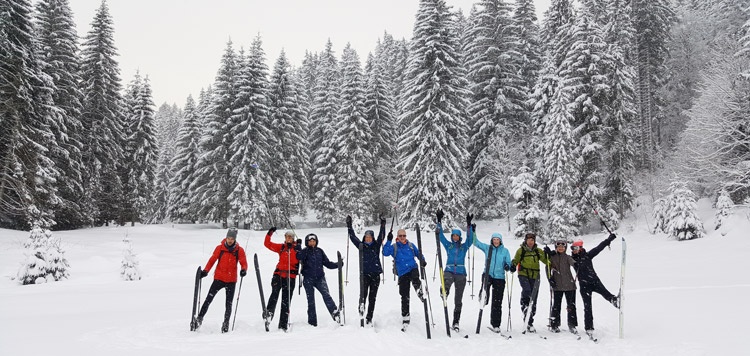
{"left": 347, "top": 215, "right": 385, "bottom": 326}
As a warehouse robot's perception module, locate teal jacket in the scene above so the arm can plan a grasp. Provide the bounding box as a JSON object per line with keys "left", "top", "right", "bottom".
{"left": 437, "top": 223, "right": 471, "bottom": 275}
{"left": 473, "top": 233, "right": 512, "bottom": 280}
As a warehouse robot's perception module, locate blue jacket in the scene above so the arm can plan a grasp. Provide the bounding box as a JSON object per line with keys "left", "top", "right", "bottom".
{"left": 296, "top": 246, "right": 338, "bottom": 279}
{"left": 437, "top": 223, "right": 470, "bottom": 275}
{"left": 473, "top": 233, "right": 512, "bottom": 280}
{"left": 348, "top": 225, "right": 385, "bottom": 275}
{"left": 383, "top": 239, "right": 423, "bottom": 277}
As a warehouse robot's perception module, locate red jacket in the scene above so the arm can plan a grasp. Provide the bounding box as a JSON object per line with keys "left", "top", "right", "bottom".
{"left": 204, "top": 239, "right": 248, "bottom": 283}
{"left": 264, "top": 233, "right": 300, "bottom": 279}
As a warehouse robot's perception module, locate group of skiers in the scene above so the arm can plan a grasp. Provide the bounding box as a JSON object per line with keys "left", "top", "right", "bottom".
{"left": 193, "top": 211, "right": 620, "bottom": 338}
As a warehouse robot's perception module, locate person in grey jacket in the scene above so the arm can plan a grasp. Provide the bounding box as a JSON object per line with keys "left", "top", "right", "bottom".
{"left": 544, "top": 240, "right": 578, "bottom": 334}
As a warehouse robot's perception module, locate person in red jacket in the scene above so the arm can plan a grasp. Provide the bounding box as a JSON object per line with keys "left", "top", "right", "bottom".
{"left": 263, "top": 227, "right": 301, "bottom": 332}
{"left": 196, "top": 228, "right": 248, "bottom": 333}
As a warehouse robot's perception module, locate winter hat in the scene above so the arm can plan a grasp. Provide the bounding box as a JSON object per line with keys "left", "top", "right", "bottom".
{"left": 491, "top": 232, "right": 503, "bottom": 244}
{"left": 524, "top": 233, "right": 536, "bottom": 241}
{"left": 284, "top": 231, "right": 296, "bottom": 238}
{"left": 555, "top": 239, "right": 568, "bottom": 247}
{"left": 572, "top": 239, "right": 584, "bottom": 248}
{"left": 226, "top": 227, "right": 238, "bottom": 239}
{"left": 364, "top": 230, "right": 375, "bottom": 238}
{"left": 451, "top": 229, "right": 462, "bottom": 237}
{"left": 305, "top": 233, "right": 318, "bottom": 245}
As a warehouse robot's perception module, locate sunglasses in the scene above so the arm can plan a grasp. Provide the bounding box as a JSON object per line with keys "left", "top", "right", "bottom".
{"left": 397, "top": 234, "right": 407, "bottom": 237}
{"left": 555, "top": 242, "right": 566, "bottom": 247}
{"left": 571, "top": 246, "right": 581, "bottom": 251}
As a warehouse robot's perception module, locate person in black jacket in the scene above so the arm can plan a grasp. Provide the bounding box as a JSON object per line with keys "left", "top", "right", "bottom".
{"left": 297, "top": 233, "right": 343, "bottom": 326}
{"left": 571, "top": 233, "right": 620, "bottom": 335}
{"left": 347, "top": 215, "right": 385, "bottom": 326}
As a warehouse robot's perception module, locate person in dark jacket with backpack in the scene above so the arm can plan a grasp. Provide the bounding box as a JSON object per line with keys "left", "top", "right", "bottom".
{"left": 382, "top": 228, "right": 427, "bottom": 330}
{"left": 435, "top": 210, "right": 472, "bottom": 331}
{"left": 544, "top": 240, "right": 578, "bottom": 334}
{"left": 263, "top": 227, "right": 301, "bottom": 331}
{"left": 296, "top": 233, "right": 342, "bottom": 327}
{"left": 196, "top": 228, "right": 248, "bottom": 333}
{"left": 347, "top": 215, "right": 385, "bottom": 326}
{"left": 571, "top": 233, "right": 620, "bottom": 335}
{"left": 511, "top": 232, "right": 550, "bottom": 333}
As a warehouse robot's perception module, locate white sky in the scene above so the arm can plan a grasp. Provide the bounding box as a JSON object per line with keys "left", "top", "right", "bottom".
{"left": 67, "top": 0, "right": 551, "bottom": 106}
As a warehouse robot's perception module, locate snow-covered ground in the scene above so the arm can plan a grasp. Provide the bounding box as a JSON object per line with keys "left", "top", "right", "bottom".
{"left": 1, "top": 200, "right": 748, "bottom": 356}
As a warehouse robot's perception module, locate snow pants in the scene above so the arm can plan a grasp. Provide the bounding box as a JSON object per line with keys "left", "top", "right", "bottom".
{"left": 359, "top": 272, "right": 380, "bottom": 322}
{"left": 443, "top": 271, "right": 467, "bottom": 324}
{"left": 519, "top": 275, "right": 540, "bottom": 326}
{"left": 303, "top": 275, "right": 337, "bottom": 326}
{"left": 397, "top": 268, "right": 422, "bottom": 318}
{"left": 579, "top": 279, "right": 615, "bottom": 331}
{"left": 267, "top": 274, "right": 296, "bottom": 330}
{"left": 550, "top": 290, "right": 577, "bottom": 328}
{"left": 483, "top": 276, "right": 506, "bottom": 328}
{"left": 198, "top": 279, "right": 236, "bottom": 324}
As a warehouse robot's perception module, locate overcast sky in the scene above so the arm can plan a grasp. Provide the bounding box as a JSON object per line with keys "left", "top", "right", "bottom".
{"left": 67, "top": 0, "right": 551, "bottom": 107}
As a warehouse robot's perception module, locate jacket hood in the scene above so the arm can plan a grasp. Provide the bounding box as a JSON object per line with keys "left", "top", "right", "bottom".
{"left": 491, "top": 232, "right": 503, "bottom": 244}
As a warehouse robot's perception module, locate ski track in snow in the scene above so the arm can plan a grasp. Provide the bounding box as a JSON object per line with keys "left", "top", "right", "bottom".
{"left": 1, "top": 202, "right": 749, "bottom": 355}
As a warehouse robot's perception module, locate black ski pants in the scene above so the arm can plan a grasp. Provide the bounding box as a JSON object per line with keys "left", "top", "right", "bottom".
{"left": 519, "top": 275, "right": 540, "bottom": 326}
{"left": 483, "top": 277, "right": 506, "bottom": 328}
{"left": 550, "top": 290, "right": 577, "bottom": 328}
{"left": 359, "top": 272, "right": 380, "bottom": 322}
{"left": 398, "top": 268, "right": 422, "bottom": 318}
{"left": 267, "top": 274, "right": 296, "bottom": 330}
{"left": 580, "top": 279, "right": 615, "bottom": 330}
{"left": 302, "top": 275, "right": 337, "bottom": 326}
{"left": 198, "top": 279, "right": 236, "bottom": 324}
{"left": 444, "top": 271, "right": 467, "bottom": 324}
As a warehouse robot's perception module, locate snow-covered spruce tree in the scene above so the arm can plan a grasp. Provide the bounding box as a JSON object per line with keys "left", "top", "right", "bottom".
{"left": 651, "top": 196, "right": 670, "bottom": 234}
{"left": 364, "top": 53, "right": 398, "bottom": 217}
{"left": 169, "top": 96, "right": 200, "bottom": 223}
{"left": 228, "top": 37, "right": 271, "bottom": 229}
{"left": 397, "top": 0, "right": 471, "bottom": 228}
{"left": 17, "top": 225, "right": 69, "bottom": 284}
{"left": 465, "top": 0, "right": 525, "bottom": 219}
{"left": 120, "top": 236, "right": 141, "bottom": 281}
{"left": 374, "top": 32, "right": 409, "bottom": 121}
{"left": 538, "top": 88, "right": 580, "bottom": 243}
{"left": 714, "top": 189, "right": 734, "bottom": 231}
{"left": 266, "top": 50, "right": 310, "bottom": 225}
{"left": 335, "top": 44, "right": 375, "bottom": 222}
{"left": 34, "top": 0, "right": 88, "bottom": 229}
{"left": 79, "top": 0, "right": 126, "bottom": 226}
{"left": 310, "top": 40, "right": 341, "bottom": 227}
{"left": 665, "top": 181, "right": 704, "bottom": 240}
{"left": 0, "top": 0, "right": 62, "bottom": 229}
{"left": 192, "top": 41, "right": 239, "bottom": 226}
{"left": 513, "top": 0, "right": 542, "bottom": 96}
{"left": 151, "top": 103, "right": 182, "bottom": 223}
{"left": 511, "top": 165, "right": 544, "bottom": 238}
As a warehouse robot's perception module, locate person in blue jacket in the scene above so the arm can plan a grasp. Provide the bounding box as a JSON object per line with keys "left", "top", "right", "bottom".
{"left": 382, "top": 227, "right": 427, "bottom": 329}
{"left": 435, "top": 210, "right": 472, "bottom": 331}
{"left": 473, "top": 230, "right": 514, "bottom": 332}
{"left": 296, "top": 233, "right": 343, "bottom": 327}
{"left": 347, "top": 214, "right": 385, "bottom": 326}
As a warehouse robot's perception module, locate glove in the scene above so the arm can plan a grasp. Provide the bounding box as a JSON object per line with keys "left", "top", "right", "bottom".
{"left": 509, "top": 265, "right": 516, "bottom": 273}
{"left": 296, "top": 238, "right": 302, "bottom": 245}
{"left": 286, "top": 242, "right": 293, "bottom": 248}
{"left": 338, "top": 261, "right": 344, "bottom": 268}
{"left": 380, "top": 215, "right": 386, "bottom": 227}
{"left": 200, "top": 270, "right": 209, "bottom": 278}
{"left": 387, "top": 232, "right": 393, "bottom": 241}
{"left": 543, "top": 246, "right": 552, "bottom": 255}
{"left": 346, "top": 215, "right": 353, "bottom": 228}
{"left": 240, "top": 270, "right": 247, "bottom": 277}
{"left": 608, "top": 233, "right": 617, "bottom": 241}
{"left": 504, "top": 264, "right": 510, "bottom": 271}
{"left": 471, "top": 223, "right": 476, "bottom": 232}
{"left": 420, "top": 259, "right": 428, "bottom": 268}
{"left": 436, "top": 209, "right": 444, "bottom": 223}
{"left": 466, "top": 213, "right": 474, "bottom": 226}
{"left": 268, "top": 227, "right": 277, "bottom": 235}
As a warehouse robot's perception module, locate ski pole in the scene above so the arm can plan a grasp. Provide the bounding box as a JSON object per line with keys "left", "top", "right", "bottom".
{"left": 507, "top": 271, "right": 513, "bottom": 332}
{"left": 345, "top": 225, "right": 350, "bottom": 286}
{"left": 577, "top": 185, "right": 614, "bottom": 249}
{"left": 232, "top": 276, "right": 244, "bottom": 331}
{"left": 431, "top": 252, "right": 438, "bottom": 281}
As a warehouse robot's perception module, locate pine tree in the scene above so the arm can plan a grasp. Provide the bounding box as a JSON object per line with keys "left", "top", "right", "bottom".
{"left": 192, "top": 41, "right": 239, "bottom": 226}
{"left": 335, "top": 44, "right": 375, "bottom": 222}
{"left": 310, "top": 40, "right": 341, "bottom": 226}
{"left": 266, "top": 50, "right": 310, "bottom": 225}
{"left": 513, "top": 0, "right": 542, "bottom": 151}
{"left": 511, "top": 165, "right": 544, "bottom": 237}
{"left": 121, "top": 235, "right": 141, "bottom": 281}
{"left": 397, "top": 0, "right": 471, "bottom": 227}
{"left": 16, "top": 225, "right": 69, "bottom": 284}
{"left": 228, "top": 37, "right": 272, "bottom": 228}
{"left": 79, "top": 0, "right": 126, "bottom": 226}
{"left": 714, "top": 188, "right": 734, "bottom": 231}
{"left": 34, "top": 0, "right": 88, "bottom": 229}
{"left": 665, "top": 181, "right": 704, "bottom": 240}
{"left": 169, "top": 96, "right": 200, "bottom": 222}
{"left": 122, "top": 73, "right": 158, "bottom": 224}
{"left": 0, "top": 0, "right": 62, "bottom": 229}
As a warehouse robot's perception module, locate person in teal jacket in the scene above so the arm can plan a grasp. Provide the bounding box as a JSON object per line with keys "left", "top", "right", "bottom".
{"left": 383, "top": 228, "right": 427, "bottom": 329}
{"left": 436, "top": 210, "right": 472, "bottom": 331}
{"left": 473, "top": 231, "right": 514, "bottom": 332}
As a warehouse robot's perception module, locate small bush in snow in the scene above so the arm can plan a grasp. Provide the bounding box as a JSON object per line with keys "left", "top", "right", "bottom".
{"left": 16, "top": 225, "right": 70, "bottom": 285}
{"left": 121, "top": 237, "right": 142, "bottom": 281}
{"left": 665, "top": 181, "right": 705, "bottom": 240}
{"left": 652, "top": 197, "right": 671, "bottom": 234}
{"left": 714, "top": 189, "right": 734, "bottom": 230}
